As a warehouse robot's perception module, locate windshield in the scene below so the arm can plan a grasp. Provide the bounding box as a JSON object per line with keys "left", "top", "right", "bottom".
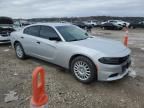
{"left": 56, "top": 25, "right": 88, "bottom": 42}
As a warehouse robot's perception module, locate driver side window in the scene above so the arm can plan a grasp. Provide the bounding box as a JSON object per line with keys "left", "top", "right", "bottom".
{"left": 40, "top": 26, "right": 60, "bottom": 40}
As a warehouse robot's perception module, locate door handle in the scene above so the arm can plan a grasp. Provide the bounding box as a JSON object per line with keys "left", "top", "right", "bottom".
{"left": 36, "top": 41, "right": 40, "bottom": 44}
{"left": 20, "top": 37, "right": 24, "bottom": 39}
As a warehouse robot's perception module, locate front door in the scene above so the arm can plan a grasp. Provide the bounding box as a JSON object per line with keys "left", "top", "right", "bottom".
{"left": 34, "top": 25, "right": 62, "bottom": 62}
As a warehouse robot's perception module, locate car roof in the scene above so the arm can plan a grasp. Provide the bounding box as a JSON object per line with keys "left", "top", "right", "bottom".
{"left": 28, "top": 23, "right": 72, "bottom": 27}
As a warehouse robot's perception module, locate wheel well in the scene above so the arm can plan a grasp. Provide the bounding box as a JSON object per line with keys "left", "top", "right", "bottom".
{"left": 14, "top": 41, "right": 20, "bottom": 48}
{"left": 69, "top": 54, "right": 97, "bottom": 69}
{"left": 69, "top": 54, "right": 82, "bottom": 67}
{"left": 69, "top": 54, "right": 98, "bottom": 80}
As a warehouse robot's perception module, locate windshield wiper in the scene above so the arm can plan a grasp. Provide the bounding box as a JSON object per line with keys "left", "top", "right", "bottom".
{"left": 69, "top": 37, "right": 88, "bottom": 42}
{"left": 81, "top": 37, "right": 89, "bottom": 40}
{"left": 69, "top": 39, "right": 79, "bottom": 41}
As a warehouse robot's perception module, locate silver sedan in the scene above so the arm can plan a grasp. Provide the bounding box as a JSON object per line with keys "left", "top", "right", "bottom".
{"left": 10, "top": 23, "right": 131, "bottom": 83}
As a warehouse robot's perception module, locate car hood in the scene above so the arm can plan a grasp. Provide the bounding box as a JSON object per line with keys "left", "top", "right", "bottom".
{"left": 70, "top": 37, "right": 130, "bottom": 56}
{"left": 0, "top": 17, "right": 13, "bottom": 24}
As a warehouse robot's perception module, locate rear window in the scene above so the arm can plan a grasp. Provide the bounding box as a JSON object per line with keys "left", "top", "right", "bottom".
{"left": 23, "top": 25, "right": 40, "bottom": 36}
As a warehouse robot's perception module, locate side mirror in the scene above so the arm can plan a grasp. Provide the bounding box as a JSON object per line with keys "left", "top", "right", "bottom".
{"left": 49, "top": 36, "right": 61, "bottom": 41}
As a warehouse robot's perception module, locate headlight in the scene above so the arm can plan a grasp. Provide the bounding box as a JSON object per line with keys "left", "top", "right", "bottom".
{"left": 98, "top": 55, "right": 130, "bottom": 65}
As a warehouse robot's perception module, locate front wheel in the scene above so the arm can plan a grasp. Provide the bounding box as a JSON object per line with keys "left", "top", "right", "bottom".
{"left": 70, "top": 56, "right": 97, "bottom": 84}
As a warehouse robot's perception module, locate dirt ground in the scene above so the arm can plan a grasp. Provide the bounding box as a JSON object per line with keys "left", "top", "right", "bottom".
{"left": 0, "top": 28, "right": 144, "bottom": 108}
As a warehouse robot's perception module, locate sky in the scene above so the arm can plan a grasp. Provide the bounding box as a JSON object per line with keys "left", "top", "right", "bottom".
{"left": 0, "top": 0, "right": 144, "bottom": 18}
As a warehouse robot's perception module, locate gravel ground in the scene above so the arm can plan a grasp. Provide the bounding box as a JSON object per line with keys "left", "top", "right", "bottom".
{"left": 0, "top": 28, "right": 144, "bottom": 108}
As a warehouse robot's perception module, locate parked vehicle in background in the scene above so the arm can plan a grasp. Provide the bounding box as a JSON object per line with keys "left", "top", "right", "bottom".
{"left": 73, "top": 21, "right": 87, "bottom": 29}
{"left": 101, "top": 20, "right": 130, "bottom": 27}
{"left": 84, "top": 20, "right": 98, "bottom": 27}
{"left": 15, "top": 20, "right": 31, "bottom": 27}
{"left": 0, "top": 17, "right": 15, "bottom": 44}
{"left": 128, "top": 21, "right": 144, "bottom": 29}
{"left": 10, "top": 23, "right": 131, "bottom": 83}
{"left": 19, "top": 20, "right": 31, "bottom": 26}
{"left": 73, "top": 21, "right": 92, "bottom": 31}
{"left": 101, "top": 22, "right": 123, "bottom": 30}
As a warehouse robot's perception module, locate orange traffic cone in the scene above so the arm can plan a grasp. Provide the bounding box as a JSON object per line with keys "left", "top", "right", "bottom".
{"left": 124, "top": 35, "right": 128, "bottom": 46}
{"left": 123, "top": 28, "right": 129, "bottom": 47}
{"left": 30, "top": 67, "right": 48, "bottom": 108}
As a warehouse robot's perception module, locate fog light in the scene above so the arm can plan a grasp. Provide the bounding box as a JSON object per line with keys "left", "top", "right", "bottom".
{"left": 109, "top": 73, "right": 119, "bottom": 78}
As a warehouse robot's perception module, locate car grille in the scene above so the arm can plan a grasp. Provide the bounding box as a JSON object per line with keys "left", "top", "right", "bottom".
{"left": 0, "top": 31, "right": 9, "bottom": 37}
{"left": 99, "top": 55, "right": 130, "bottom": 65}
{"left": 122, "top": 60, "right": 131, "bottom": 72}
{"left": 118, "top": 55, "right": 130, "bottom": 64}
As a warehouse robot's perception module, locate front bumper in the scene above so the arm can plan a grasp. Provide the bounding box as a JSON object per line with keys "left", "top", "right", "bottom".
{"left": 105, "top": 68, "right": 129, "bottom": 81}
{"left": 0, "top": 35, "right": 10, "bottom": 44}
{"left": 97, "top": 58, "right": 131, "bottom": 81}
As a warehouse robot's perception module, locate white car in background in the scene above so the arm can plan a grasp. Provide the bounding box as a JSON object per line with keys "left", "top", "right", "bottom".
{"left": 84, "top": 20, "right": 98, "bottom": 27}
{"left": 0, "top": 17, "right": 15, "bottom": 44}
{"left": 101, "top": 20, "right": 130, "bottom": 27}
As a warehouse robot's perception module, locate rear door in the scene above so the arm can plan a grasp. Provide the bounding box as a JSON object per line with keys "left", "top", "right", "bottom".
{"left": 21, "top": 25, "right": 40, "bottom": 55}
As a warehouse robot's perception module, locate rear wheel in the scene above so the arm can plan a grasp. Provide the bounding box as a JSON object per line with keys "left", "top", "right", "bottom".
{"left": 15, "top": 43, "right": 27, "bottom": 59}
{"left": 119, "top": 27, "right": 123, "bottom": 30}
{"left": 70, "top": 56, "right": 97, "bottom": 84}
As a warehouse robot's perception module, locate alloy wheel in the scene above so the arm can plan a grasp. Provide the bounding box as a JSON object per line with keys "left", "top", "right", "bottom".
{"left": 73, "top": 61, "right": 91, "bottom": 81}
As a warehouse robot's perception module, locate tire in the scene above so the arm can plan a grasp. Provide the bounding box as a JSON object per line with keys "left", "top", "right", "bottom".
{"left": 70, "top": 56, "right": 97, "bottom": 84}
{"left": 15, "top": 43, "right": 27, "bottom": 59}
{"left": 119, "top": 27, "right": 123, "bottom": 30}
